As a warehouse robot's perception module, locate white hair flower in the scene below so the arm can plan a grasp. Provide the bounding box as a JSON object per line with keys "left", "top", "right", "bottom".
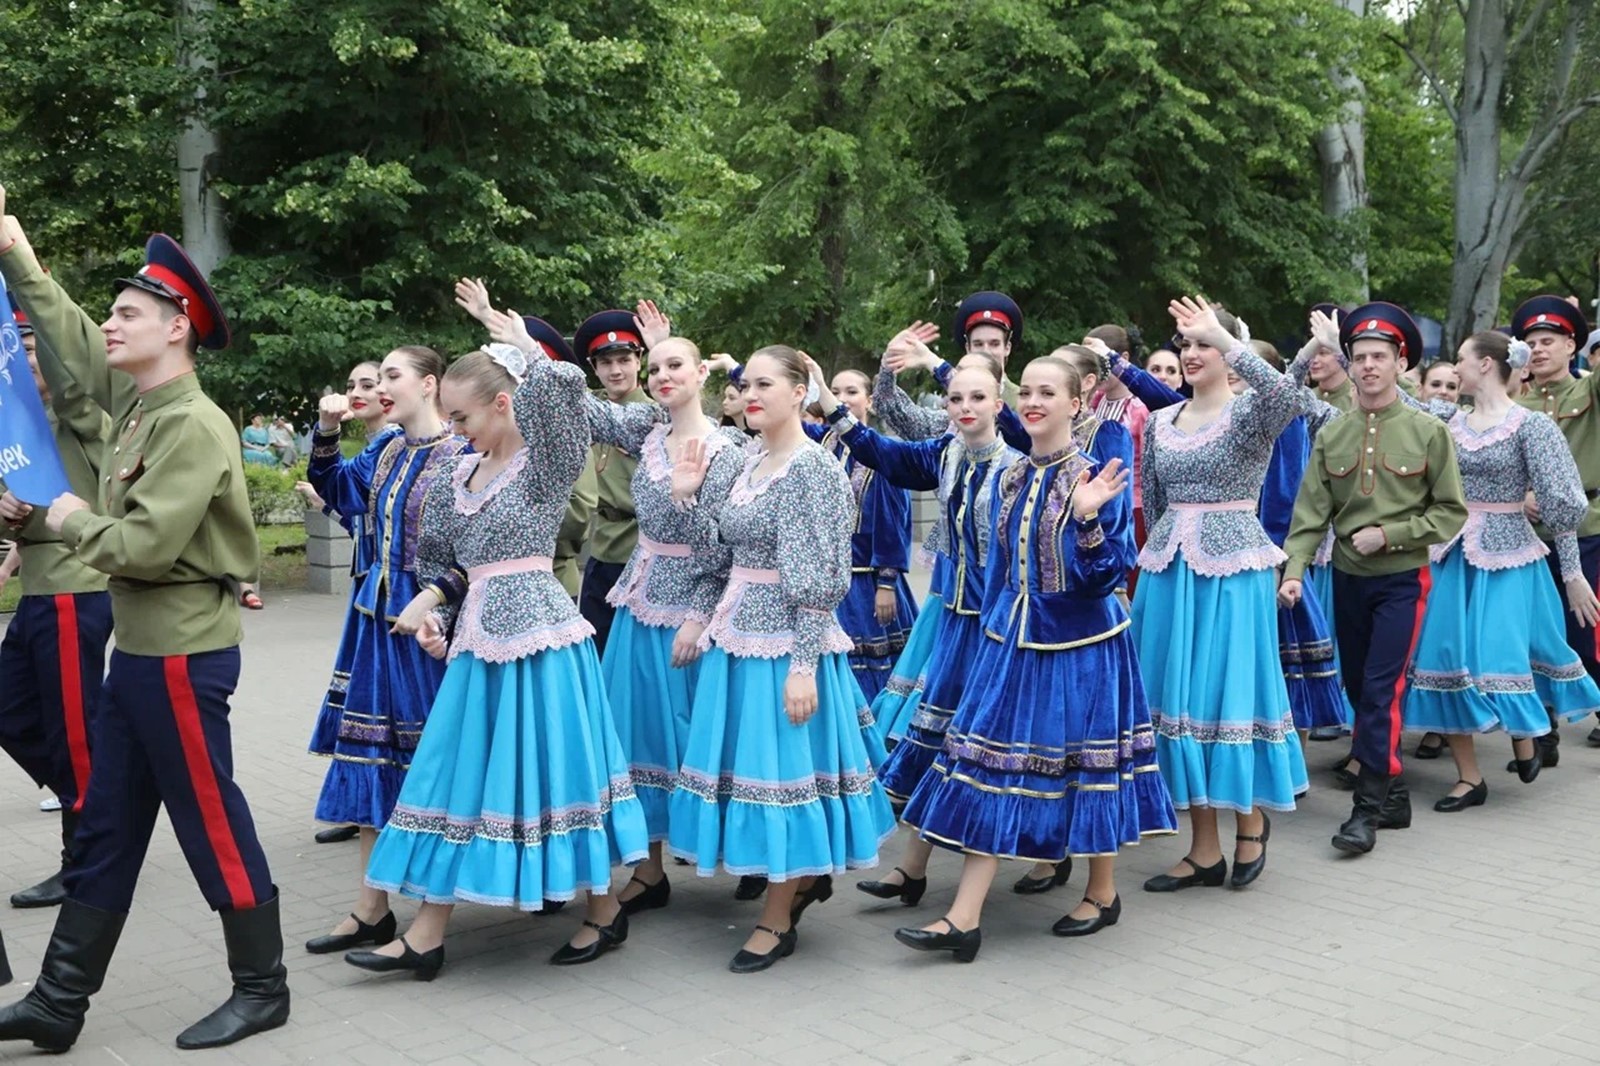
{"left": 1506, "top": 339, "right": 1532, "bottom": 369}
{"left": 481, "top": 343, "right": 527, "bottom": 385}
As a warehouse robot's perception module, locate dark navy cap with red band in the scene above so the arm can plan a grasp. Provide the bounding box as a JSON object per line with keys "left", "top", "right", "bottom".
{"left": 521, "top": 315, "right": 581, "bottom": 368}
{"left": 1341, "top": 301, "right": 1424, "bottom": 370}
{"left": 953, "top": 291, "right": 1024, "bottom": 353}
{"left": 113, "top": 234, "right": 230, "bottom": 350}
{"left": 1512, "top": 295, "right": 1589, "bottom": 344}
{"left": 574, "top": 310, "right": 644, "bottom": 361}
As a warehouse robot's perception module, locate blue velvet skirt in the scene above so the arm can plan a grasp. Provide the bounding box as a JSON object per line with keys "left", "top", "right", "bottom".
{"left": 1279, "top": 578, "right": 1346, "bottom": 732}
{"left": 314, "top": 571, "right": 448, "bottom": 829}
{"left": 878, "top": 608, "right": 985, "bottom": 803}
{"left": 901, "top": 618, "right": 1178, "bottom": 861}
{"left": 1307, "top": 563, "right": 1356, "bottom": 728}
{"left": 1404, "top": 549, "right": 1600, "bottom": 737}
{"left": 1134, "top": 557, "right": 1308, "bottom": 813}
{"left": 668, "top": 650, "right": 896, "bottom": 881}
{"left": 870, "top": 591, "right": 946, "bottom": 745}
{"left": 307, "top": 574, "right": 366, "bottom": 757}
{"left": 601, "top": 608, "right": 700, "bottom": 841}
{"left": 364, "top": 642, "right": 649, "bottom": 910}
{"left": 837, "top": 571, "right": 918, "bottom": 702}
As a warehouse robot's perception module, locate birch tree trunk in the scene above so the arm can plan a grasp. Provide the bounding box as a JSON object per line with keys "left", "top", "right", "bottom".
{"left": 177, "top": 0, "right": 230, "bottom": 278}
{"left": 1315, "top": 0, "right": 1369, "bottom": 301}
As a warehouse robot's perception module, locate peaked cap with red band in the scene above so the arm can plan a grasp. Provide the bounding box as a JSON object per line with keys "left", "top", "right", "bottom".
{"left": 1340, "top": 301, "right": 1423, "bottom": 370}
{"left": 953, "top": 291, "right": 1024, "bottom": 354}
{"left": 1511, "top": 295, "right": 1589, "bottom": 344}
{"left": 521, "top": 315, "right": 582, "bottom": 369}
{"left": 574, "top": 310, "right": 644, "bottom": 362}
{"left": 114, "top": 234, "right": 230, "bottom": 350}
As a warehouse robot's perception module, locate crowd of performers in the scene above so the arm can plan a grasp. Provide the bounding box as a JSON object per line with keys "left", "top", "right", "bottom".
{"left": 2, "top": 187, "right": 1600, "bottom": 1050}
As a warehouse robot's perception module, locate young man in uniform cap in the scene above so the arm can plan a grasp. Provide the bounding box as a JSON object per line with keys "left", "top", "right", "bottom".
{"left": 0, "top": 276, "right": 114, "bottom": 914}
{"left": 1280, "top": 302, "right": 1467, "bottom": 855}
{"left": 0, "top": 212, "right": 288, "bottom": 1051}
{"left": 1512, "top": 294, "right": 1600, "bottom": 748}
{"left": 574, "top": 308, "right": 651, "bottom": 654}
{"left": 951, "top": 290, "right": 1023, "bottom": 405}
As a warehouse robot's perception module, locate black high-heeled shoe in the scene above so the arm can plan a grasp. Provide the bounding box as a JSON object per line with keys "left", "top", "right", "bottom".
{"left": 856, "top": 867, "right": 928, "bottom": 905}
{"left": 734, "top": 875, "right": 768, "bottom": 900}
{"left": 1413, "top": 733, "right": 1446, "bottom": 759}
{"left": 894, "top": 918, "right": 981, "bottom": 963}
{"left": 790, "top": 874, "right": 833, "bottom": 924}
{"left": 1051, "top": 894, "right": 1121, "bottom": 937}
{"left": 1432, "top": 779, "right": 1487, "bottom": 813}
{"left": 617, "top": 874, "right": 671, "bottom": 916}
{"left": 1012, "top": 858, "right": 1073, "bottom": 894}
{"left": 729, "top": 924, "right": 797, "bottom": 973}
{"left": 1142, "top": 856, "right": 1226, "bottom": 893}
{"left": 344, "top": 936, "right": 444, "bottom": 981}
{"left": 1230, "top": 813, "right": 1271, "bottom": 888}
{"left": 549, "top": 910, "right": 629, "bottom": 966}
{"left": 306, "top": 910, "right": 396, "bottom": 955}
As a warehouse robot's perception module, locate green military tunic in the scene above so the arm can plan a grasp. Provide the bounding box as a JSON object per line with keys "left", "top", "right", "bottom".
{"left": 1314, "top": 375, "right": 1355, "bottom": 413}
{"left": 588, "top": 385, "right": 648, "bottom": 567}
{"left": 1518, "top": 372, "right": 1600, "bottom": 538}
{"left": 1284, "top": 397, "right": 1467, "bottom": 581}
{"left": 58, "top": 374, "right": 260, "bottom": 656}
{"left": 555, "top": 453, "right": 599, "bottom": 598}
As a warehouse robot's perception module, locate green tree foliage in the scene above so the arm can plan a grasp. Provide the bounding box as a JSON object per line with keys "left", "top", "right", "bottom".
{"left": 658, "top": 0, "right": 1371, "bottom": 367}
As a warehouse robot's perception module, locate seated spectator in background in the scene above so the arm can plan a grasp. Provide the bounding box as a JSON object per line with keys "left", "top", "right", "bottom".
{"left": 241, "top": 413, "right": 277, "bottom": 466}
{"left": 268, "top": 416, "right": 299, "bottom": 466}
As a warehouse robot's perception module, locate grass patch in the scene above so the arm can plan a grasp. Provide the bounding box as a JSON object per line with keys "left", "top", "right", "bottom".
{"left": 256, "top": 521, "right": 309, "bottom": 593}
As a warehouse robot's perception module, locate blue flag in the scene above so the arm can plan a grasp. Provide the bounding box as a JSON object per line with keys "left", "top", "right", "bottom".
{"left": 0, "top": 275, "right": 71, "bottom": 506}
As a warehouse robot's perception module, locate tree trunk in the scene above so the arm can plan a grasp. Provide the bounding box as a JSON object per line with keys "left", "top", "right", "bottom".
{"left": 1315, "top": 0, "right": 1369, "bottom": 300}
{"left": 1443, "top": 0, "right": 1511, "bottom": 350}
{"left": 177, "top": 0, "right": 230, "bottom": 278}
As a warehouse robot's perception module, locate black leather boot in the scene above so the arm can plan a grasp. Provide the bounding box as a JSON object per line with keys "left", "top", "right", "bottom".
{"left": 175, "top": 891, "right": 290, "bottom": 1050}
{"left": 11, "top": 811, "right": 78, "bottom": 909}
{"left": 1376, "top": 776, "right": 1412, "bottom": 830}
{"left": 1332, "top": 768, "right": 1390, "bottom": 855}
{"left": 0, "top": 926, "right": 11, "bottom": 987}
{"left": 0, "top": 899, "right": 126, "bottom": 1052}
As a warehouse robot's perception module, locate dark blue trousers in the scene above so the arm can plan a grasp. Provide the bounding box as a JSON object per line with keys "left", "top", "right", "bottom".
{"left": 64, "top": 648, "right": 274, "bottom": 914}
{"left": 579, "top": 558, "right": 626, "bottom": 657}
{"left": 1544, "top": 533, "right": 1600, "bottom": 687}
{"left": 0, "top": 592, "right": 112, "bottom": 811}
{"left": 1331, "top": 568, "right": 1430, "bottom": 777}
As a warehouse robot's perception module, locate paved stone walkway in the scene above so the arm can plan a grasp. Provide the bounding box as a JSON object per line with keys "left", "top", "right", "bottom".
{"left": 2, "top": 588, "right": 1598, "bottom": 1064}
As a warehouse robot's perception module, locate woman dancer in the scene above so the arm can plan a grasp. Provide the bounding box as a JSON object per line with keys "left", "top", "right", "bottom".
{"left": 1134, "top": 299, "right": 1309, "bottom": 893}
{"left": 667, "top": 345, "right": 896, "bottom": 973}
{"left": 1402, "top": 332, "right": 1600, "bottom": 810}
{"left": 894, "top": 355, "right": 1174, "bottom": 961}
{"left": 817, "top": 368, "right": 919, "bottom": 703}
{"left": 305, "top": 346, "right": 468, "bottom": 955}
{"left": 351, "top": 334, "right": 649, "bottom": 978}
{"left": 307, "top": 360, "right": 400, "bottom": 846}
{"left": 1421, "top": 361, "right": 1461, "bottom": 404}
{"left": 1145, "top": 348, "right": 1184, "bottom": 393}
{"left": 578, "top": 335, "right": 749, "bottom": 915}
{"left": 800, "top": 359, "right": 1022, "bottom": 907}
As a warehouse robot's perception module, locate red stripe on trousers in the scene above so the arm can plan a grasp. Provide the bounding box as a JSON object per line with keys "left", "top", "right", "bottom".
{"left": 52, "top": 595, "right": 91, "bottom": 813}
{"left": 1387, "top": 568, "right": 1432, "bottom": 776}
{"left": 163, "top": 656, "right": 256, "bottom": 909}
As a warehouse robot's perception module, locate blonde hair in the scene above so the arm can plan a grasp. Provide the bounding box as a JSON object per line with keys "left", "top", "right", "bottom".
{"left": 444, "top": 350, "right": 516, "bottom": 404}
{"left": 1025, "top": 355, "right": 1083, "bottom": 398}
{"left": 747, "top": 344, "right": 808, "bottom": 387}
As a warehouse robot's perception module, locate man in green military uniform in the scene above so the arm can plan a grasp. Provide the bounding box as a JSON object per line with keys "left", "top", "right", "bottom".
{"left": 0, "top": 289, "right": 113, "bottom": 913}
{"left": 1281, "top": 302, "right": 1467, "bottom": 856}
{"left": 0, "top": 208, "right": 288, "bottom": 1053}
{"left": 1512, "top": 295, "right": 1600, "bottom": 748}
{"left": 574, "top": 307, "right": 655, "bottom": 654}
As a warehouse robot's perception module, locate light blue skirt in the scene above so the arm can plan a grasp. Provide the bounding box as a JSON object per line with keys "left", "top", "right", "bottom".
{"left": 1405, "top": 548, "right": 1600, "bottom": 737}
{"left": 1279, "top": 579, "right": 1347, "bottom": 732}
{"left": 1308, "top": 563, "right": 1356, "bottom": 728}
{"left": 668, "top": 649, "right": 897, "bottom": 881}
{"left": 601, "top": 608, "right": 699, "bottom": 841}
{"left": 1133, "top": 555, "right": 1308, "bottom": 813}
{"left": 364, "top": 642, "right": 649, "bottom": 910}
{"left": 871, "top": 591, "right": 946, "bottom": 744}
